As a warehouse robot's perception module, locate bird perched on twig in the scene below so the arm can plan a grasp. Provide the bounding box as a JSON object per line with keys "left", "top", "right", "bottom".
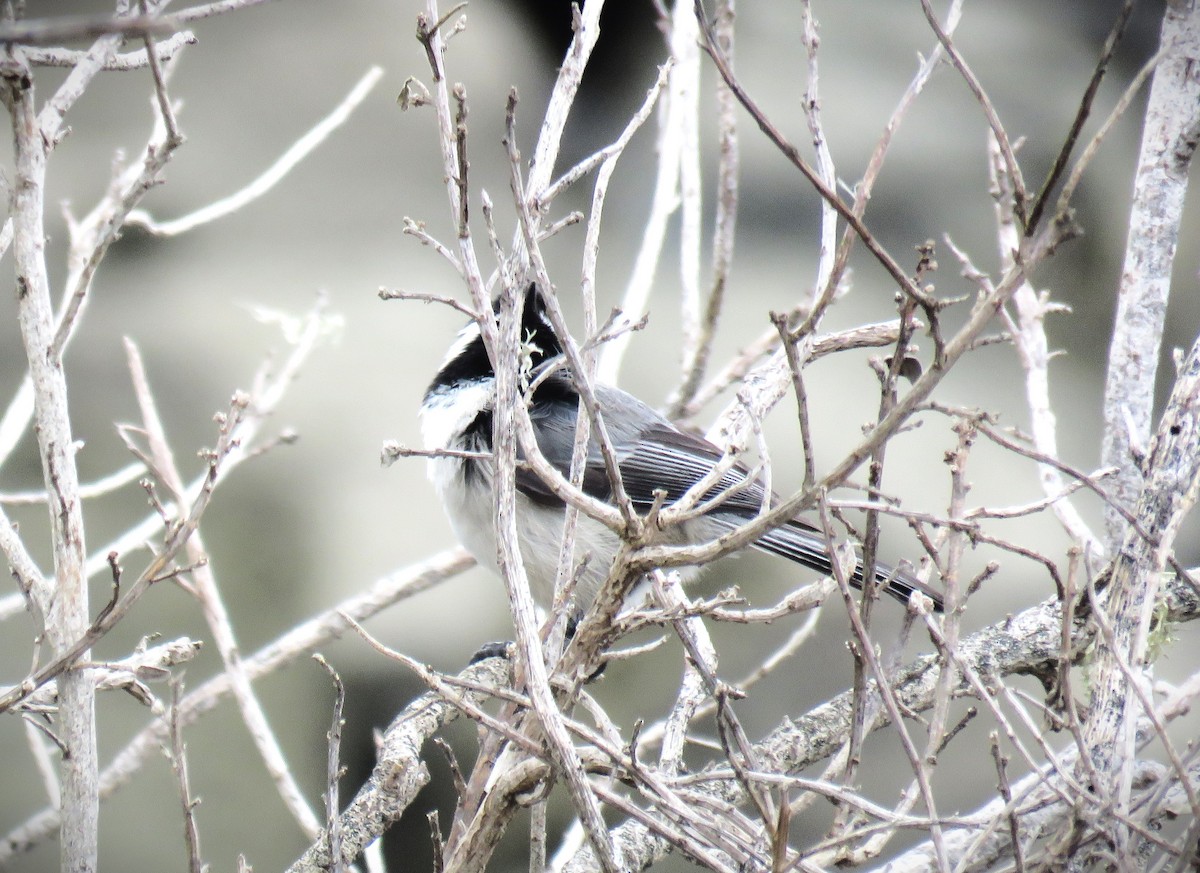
{"left": 420, "top": 284, "right": 943, "bottom": 614}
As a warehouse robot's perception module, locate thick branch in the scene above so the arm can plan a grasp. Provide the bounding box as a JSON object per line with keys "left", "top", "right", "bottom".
{"left": 1084, "top": 331, "right": 1200, "bottom": 860}
{"left": 1101, "top": 1, "right": 1200, "bottom": 547}
{"left": 0, "top": 48, "right": 98, "bottom": 871}
{"left": 287, "top": 656, "right": 512, "bottom": 873}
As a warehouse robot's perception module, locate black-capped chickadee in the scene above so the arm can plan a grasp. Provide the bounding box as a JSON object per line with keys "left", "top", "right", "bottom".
{"left": 420, "top": 284, "right": 943, "bottom": 614}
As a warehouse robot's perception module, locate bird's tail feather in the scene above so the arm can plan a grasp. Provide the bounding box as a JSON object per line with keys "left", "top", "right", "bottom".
{"left": 752, "top": 519, "right": 943, "bottom": 612}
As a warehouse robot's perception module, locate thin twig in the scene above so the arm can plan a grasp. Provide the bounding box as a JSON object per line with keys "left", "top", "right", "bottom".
{"left": 24, "top": 31, "right": 195, "bottom": 69}
{"left": 0, "top": 13, "right": 176, "bottom": 44}
{"left": 669, "top": 0, "right": 737, "bottom": 416}
{"left": 0, "top": 549, "right": 475, "bottom": 865}
{"left": 1057, "top": 46, "right": 1167, "bottom": 214}
{"left": 314, "top": 655, "right": 347, "bottom": 873}
{"left": 139, "top": 0, "right": 182, "bottom": 145}
{"left": 0, "top": 462, "right": 147, "bottom": 506}
{"left": 124, "top": 331, "right": 325, "bottom": 840}
{"left": 977, "top": 138, "right": 1104, "bottom": 560}
{"left": 1026, "top": 0, "right": 1135, "bottom": 231}
{"left": 168, "top": 679, "right": 205, "bottom": 873}
{"left": 127, "top": 67, "right": 383, "bottom": 235}
{"left": 918, "top": 0, "right": 1027, "bottom": 227}
{"left": 695, "top": 0, "right": 926, "bottom": 306}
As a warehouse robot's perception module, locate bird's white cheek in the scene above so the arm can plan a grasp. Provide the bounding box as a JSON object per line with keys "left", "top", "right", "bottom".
{"left": 419, "top": 380, "right": 493, "bottom": 452}
{"left": 420, "top": 382, "right": 498, "bottom": 565}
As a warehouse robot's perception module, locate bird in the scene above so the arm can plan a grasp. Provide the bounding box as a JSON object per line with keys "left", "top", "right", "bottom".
{"left": 420, "top": 284, "right": 943, "bottom": 615}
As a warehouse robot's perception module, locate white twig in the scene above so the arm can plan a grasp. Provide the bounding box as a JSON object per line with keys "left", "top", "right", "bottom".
{"left": 13, "top": 637, "right": 202, "bottom": 713}
{"left": 576, "top": 62, "right": 672, "bottom": 322}
{"left": 655, "top": 572, "right": 712, "bottom": 777}
{"left": 22, "top": 717, "right": 61, "bottom": 809}
{"left": 176, "top": 0, "right": 280, "bottom": 23}
{"left": 671, "top": 0, "right": 703, "bottom": 386}
{"left": 0, "top": 549, "right": 475, "bottom": 866}
{"left": 24, "top": 31, "right": 195, "bottom": 69}
{"left": 971, "top": 145, "right": 1103, "bottom": 560}
{"left": 167, "top": 680, "right": 205, "bottom": 873}
{"left": 125, "top": 336, "right": 324, "bottom": 840}
{"left": 597, "top": 9, "right": 688, "bottom": 383}
{"left": 0, "top": 462, "right": 146, "bottom": 506}
{"left": 127, "top": 66, "right": 383, "bottom": 235}
{"left": 670, "top": 0, "right": 737, "bottom": 415}
{"left": 800, "top": 0, "right": 838, "bottom": 306}
{"left": 0, "top": 13, "right": 175, "bottom": 44}
{"left": 0, "top": 501, "right": 50, "bottom": 611}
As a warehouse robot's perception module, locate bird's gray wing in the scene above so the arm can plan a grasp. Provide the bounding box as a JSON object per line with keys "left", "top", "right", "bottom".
{"left": 514, "top": 378, "right": 769, "bottom": 515}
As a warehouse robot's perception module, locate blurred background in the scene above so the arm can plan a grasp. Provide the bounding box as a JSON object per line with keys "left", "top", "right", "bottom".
{"left": 0, "top": 1, "right": 1195, "bottom": 870}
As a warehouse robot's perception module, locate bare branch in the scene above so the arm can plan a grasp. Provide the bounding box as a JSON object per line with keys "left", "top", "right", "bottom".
{"left": 982, "top": 139, "right": 1104, "bottom": 560}
{"left": 694, "top": 0, "right": 927, "bottom": 308}
{"left": 669, "top": 0, "right": 737, "bottom": 416}
{"left": 14, "top": 637, "right": 202, "bottom": 714}
{"left": 0, "top": 549, "right": 475, "bottom": 865}
{"left": 123, "top": 332, "right": 325, "bottom": 840}
{"left": 24, "top": 32, "right": 196, "bottom": 70}
{"left": 127, "top": 66, "right": 383, "bottom": 235}
{"left": 560, "top": 568, "right": 1200, "bottom": 870}
{"left": 313, "top": 655, "right": 348, "bottom": 873}
{"left": 0, "top": 462, "right": 146, "bottom": 507}
{"left": 0, "top": 13, "right": 177, "bottom": 44}
{"left": 1100, "top": 4, "right": 1200, "bottom": 548}
{"left": 1026, "top": 0, "right": 1136, "bottom": 231}
{"left": 918, "top": 0, "right": 1028, "bottom": 227}
{"left": 1086, "top": 330, "right": 1200, "bottom": 860}
{"left": 287, "top": 654, "right": 513, "bottom": 873}
{"left": 1, "top": 45, "right": 98, "bottom": 870}
{"left": 167, "top": 679, "right": 205, "bottom": 873}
